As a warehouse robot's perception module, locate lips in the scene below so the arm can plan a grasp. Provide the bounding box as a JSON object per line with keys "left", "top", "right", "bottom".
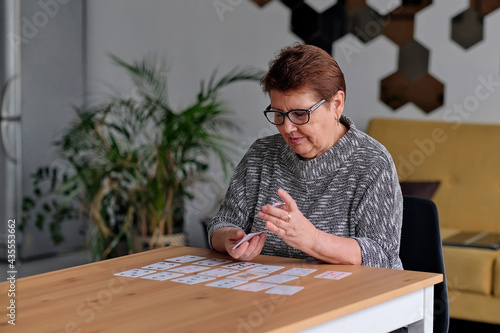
{"left": 289, "top": 137, "right": 303, "bottom": 145}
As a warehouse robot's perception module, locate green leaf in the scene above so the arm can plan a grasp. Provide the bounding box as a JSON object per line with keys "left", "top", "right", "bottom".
{"left": 49, "top": 221, "right": 64, "bottom": 245}
{"left": 22, "top": 197, "right": 35, "bottom": 212}
{"left": 35, "top": 213, "right": 45, "bottom": 230}
{"left": 50, "top": 168, "right": 58, "bottom": 191}
{"left": 19, "top": 218, "right": 26, "bottom": 232}
{"left": 42, "top": 203, "right": 52, "bottom": 213}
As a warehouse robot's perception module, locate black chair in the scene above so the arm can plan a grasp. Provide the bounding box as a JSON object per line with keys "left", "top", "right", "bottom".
{"left": 201, "top": 218, "right": 211, "bottom": 249}
{"left": 400, "top": 196, "right": 449, "bottom": 333}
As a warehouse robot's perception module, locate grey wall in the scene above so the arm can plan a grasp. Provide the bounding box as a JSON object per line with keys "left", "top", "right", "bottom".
{"left": 20, "top": 0, "right": 85, "bottom": 258}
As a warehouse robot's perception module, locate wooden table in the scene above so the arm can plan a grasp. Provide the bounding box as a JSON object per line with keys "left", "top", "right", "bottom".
{"left": 0, "top": 246, "right": 442, "bottom": 333}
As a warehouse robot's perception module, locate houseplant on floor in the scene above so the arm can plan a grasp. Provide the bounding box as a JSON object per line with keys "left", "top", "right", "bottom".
{"left": 21, "top": 53, "right": 263, "bottom": 261}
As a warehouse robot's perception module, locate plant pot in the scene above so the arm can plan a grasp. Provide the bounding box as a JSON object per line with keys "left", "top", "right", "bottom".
{"left": 132, "top": 232, "right": 186, "bottom": 253}
{"left": 109, "top": 238, "right": 131, "bottom": 258}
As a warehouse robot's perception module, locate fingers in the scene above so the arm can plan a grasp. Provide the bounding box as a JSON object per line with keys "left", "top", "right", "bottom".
{"left": 277, "top": 188, "right": 297, "bottom": 211}
{"left": 229, "top": 228, "right": 246, "bottom": 242}
{"left": 265, "top": 220, "right": 285, "bottom": 237}
{"left": 226, "top": 229, "right": 248, "bottom": 256}
{"left": 235, "top": 234, "right": 265, "bottom": 261}
{"left": 258, "top": 209, "right": 290, "bottom": 225}
{"left": 226, "top": 230, "right": 265, "bottom": 261}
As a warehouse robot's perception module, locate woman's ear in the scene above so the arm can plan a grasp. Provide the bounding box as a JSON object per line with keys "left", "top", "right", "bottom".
{"left": 332, "top": 90, "right": 345, "bottom": 117}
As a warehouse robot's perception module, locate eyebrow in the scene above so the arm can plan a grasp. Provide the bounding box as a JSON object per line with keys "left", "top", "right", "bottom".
{"left": 268, "top": 104, "right": 282, "bottom": 112}
{"left": 269, "top": 105, "right": 308, "bottom": 112}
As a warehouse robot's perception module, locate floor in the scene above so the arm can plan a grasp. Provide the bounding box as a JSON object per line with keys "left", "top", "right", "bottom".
{"left": 2, "top": 251, "right": 499, "bottom": 333}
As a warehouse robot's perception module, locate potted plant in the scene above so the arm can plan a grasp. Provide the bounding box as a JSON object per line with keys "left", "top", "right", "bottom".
{"left": 21, "top": 53, "right": 263, "bottom": 261}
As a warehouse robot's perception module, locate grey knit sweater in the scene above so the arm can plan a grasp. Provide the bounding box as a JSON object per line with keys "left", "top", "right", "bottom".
{"left": 208, "top": 116, "right": 403, "bottom": 269}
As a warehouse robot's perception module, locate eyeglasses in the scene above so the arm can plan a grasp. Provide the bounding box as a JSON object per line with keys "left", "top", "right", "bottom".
{"left": 263, "top": 99, "right": 326, "bottom": 125}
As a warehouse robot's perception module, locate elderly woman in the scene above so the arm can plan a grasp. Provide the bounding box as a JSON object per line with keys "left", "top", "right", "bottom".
{"left": 208, "top": 44, "right": 403, "bottom": 269}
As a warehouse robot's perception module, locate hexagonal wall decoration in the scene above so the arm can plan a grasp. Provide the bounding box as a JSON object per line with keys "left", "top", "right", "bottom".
{"left": 282, "top": 0, "right": 345, "bottom": 53}
{"left": 367, "top": 0, "right": 402, "bottom": 16}
{"left": 450, "top": 1, "right": 500, "bottom": 49}
{"left": 347, "top": 4, "right": 384, "bottom": 43}
{"left": 251, "top": 0, "right": 500, "bottom": 114}
{"left": 398, "top": 39, "right": 429, "bottom": 82}
{"left": 378, "top": 0, "right": 445, "bottom": 113}
{"left": 451, "top": 8, "right": 484, "bottom": 49}
{"left": 305, "top": 0, "right": 338, "bottom": 13}
{"left": 251, "top": 0, "right": 274, "bottom": 7}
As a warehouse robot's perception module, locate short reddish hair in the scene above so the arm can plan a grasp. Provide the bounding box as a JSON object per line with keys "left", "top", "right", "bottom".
{"left": 261, "top": 43, "right": 346, "bottom": 101}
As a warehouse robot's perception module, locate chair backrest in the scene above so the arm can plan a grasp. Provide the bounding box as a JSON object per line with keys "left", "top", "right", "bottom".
{"left": 201, "top": 219, "right": 210, "bottom": 249}
{"left": 400, "top": 196, "right": 449, "bottom": 333}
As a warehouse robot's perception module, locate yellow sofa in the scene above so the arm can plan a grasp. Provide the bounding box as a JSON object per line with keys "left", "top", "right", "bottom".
{"left": 366, "top": 118, "right": 500, "bottom": 325}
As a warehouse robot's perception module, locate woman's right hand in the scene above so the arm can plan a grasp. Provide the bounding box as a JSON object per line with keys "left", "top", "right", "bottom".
{"left": 212, "top": 227, "right": 266, "bottom": 261}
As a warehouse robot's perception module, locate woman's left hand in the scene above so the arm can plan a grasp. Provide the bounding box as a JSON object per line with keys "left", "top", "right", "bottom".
{"left": 258, "top": 188, "right": 319, "bottom": 252}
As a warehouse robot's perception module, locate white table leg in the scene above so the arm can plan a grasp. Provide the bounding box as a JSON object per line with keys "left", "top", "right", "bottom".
{"left": 408, "top": 285, "right": 434, "bottom": 333}
{"left": 301, "top": 288, "right": 431, "bottom": 333}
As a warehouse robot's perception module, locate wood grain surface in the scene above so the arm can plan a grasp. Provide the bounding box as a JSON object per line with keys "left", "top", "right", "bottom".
{"left": 0, "top": 246, "right": 442, "bottom": 333}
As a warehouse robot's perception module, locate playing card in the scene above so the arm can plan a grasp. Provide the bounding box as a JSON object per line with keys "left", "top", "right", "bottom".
{"left": 140, "top": 272, "right": 184, "bottom": 281}
{"left": 247, "top": 265, "right": 285, "bottom": 274}
{"left": 258, "top": 274, "right": 298, "bottom": 284}
{"left": 280, "top": 268, "right": 317, "bottom": 277}
{"left": 172, "top": 275, "right": 216, "bottom": 285}
{"left": 193, "top": 258, "right": 233, "bottom": 266}
{"left": 165, "top": 255, "right": 206, "bottom": 263}
{"left": 315, "top": 271, "right": 352, "bottom": 280}
{"left": 114, "top": 269, "right": 156, "bottom": 277}
{"left": 232, "top": 232, "right": 265, "bottom": 249}
{"left": 142, "top": 262, "right": 181, "bottom": 270}
{"left": 233, "top": 282, "right": 277, "bottom": 292}
{"left": 206, "top": 279, "right": 248, "bottom": 288}
{"left": 271, "top": 202, "right": 286, "bottom": 209}
{"left": 222, "top": 262, "right": 262, "bottom": 270}
{"left": 168, "top": 265, "right": 210, "bottom": 273}
{"left": 265, "top": 285, "right": 304, "bottom": 295}
{"left": 197, "top": 268, "right": 239, "bottom": 277}
{"left": 229, "top": 272, "right": 269, "bottom": 280}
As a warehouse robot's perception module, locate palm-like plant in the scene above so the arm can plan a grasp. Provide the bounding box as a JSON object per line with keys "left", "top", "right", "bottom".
{"left": 22, "top": 54, "right": 263, "bottom": 260}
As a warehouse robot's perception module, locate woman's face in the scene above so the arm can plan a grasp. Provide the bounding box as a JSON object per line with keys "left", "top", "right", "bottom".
{"left": 269, "top": 88, "right": 344, "bottom": 160}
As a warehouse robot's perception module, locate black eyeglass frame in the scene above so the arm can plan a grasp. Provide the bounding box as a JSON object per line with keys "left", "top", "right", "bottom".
{"left": 263, "top": 99, "right": 326, "bottom": 125}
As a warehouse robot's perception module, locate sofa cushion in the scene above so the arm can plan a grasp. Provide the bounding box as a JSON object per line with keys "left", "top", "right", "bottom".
{"left": 443, "top": 246, "right": 499, "bottom": 295}
{"left": 399, "top": 180, "right": 440, "bottom": 199}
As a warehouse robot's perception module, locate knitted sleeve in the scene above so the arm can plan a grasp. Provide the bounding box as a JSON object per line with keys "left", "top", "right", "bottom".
{"left": 352, "top": 159, "right": 403, "bottom": 269}
{"left": 207, "top": 144, "right": 255, "bottom": 248}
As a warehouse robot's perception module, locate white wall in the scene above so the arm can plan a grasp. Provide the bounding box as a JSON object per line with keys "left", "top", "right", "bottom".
{"left": 86, "top": 0, "right": 500, "bottom": 247}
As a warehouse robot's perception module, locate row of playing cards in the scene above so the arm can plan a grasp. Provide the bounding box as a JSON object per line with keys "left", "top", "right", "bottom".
{"left": 114, "top": 254, "right": 352, "bottom": 295}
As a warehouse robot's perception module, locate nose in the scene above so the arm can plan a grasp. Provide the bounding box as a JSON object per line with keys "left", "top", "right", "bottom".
{"left": 280, "top": 116, "right": 297, "bottom": 133}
